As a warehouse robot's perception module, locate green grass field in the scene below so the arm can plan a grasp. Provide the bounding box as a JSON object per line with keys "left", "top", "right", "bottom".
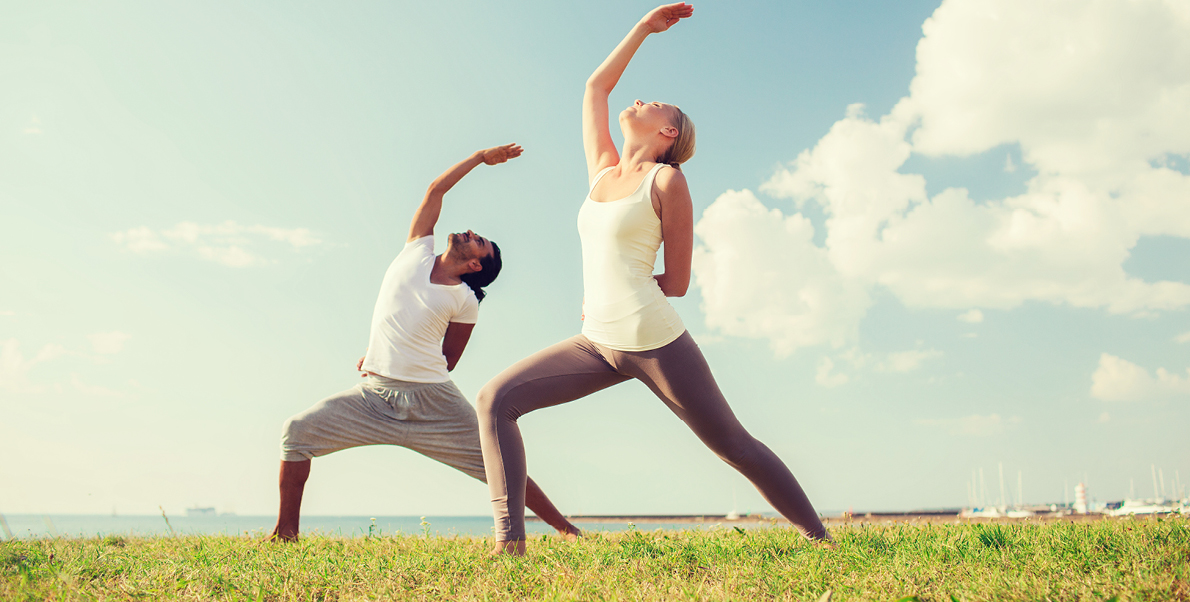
{"left": 2, "top": 517, "right": 1188, "bottom": 601}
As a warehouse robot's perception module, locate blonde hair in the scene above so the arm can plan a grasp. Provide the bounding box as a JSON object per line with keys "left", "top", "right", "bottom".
{"left": 657, "top": 106, "right": 696, "bottom": 170}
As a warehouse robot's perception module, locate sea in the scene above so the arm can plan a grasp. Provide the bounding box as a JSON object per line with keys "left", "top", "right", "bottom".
{"left": 0, "top": 514, "right": 762, "bottom": 540}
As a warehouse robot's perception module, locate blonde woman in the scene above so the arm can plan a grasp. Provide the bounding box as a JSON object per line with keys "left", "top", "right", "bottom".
{"left": 477, "top": 3, "right": 831, "bottom": 555}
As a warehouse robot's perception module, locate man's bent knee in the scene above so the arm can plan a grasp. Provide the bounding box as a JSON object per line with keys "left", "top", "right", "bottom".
{"left": 279, "top": 415, "right": 315, "bottom": 463}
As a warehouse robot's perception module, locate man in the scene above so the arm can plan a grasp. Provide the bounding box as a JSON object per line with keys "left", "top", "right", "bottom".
{"left": 269, "top": 143, "right": 579, "bottom": 541}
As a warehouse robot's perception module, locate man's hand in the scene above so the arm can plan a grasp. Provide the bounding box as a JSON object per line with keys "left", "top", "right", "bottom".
{"left": 481, "top": 143, "right": 524, "bottom": 166}
{"left": 357, "top": 356, "right": 367, "bottom": 377}
{"left": 409, "top": 143, "right": 523, "bottom": 242}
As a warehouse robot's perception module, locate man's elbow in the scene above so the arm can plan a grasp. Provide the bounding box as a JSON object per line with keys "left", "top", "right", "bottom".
{"left": 665, "top": 281, "right": 690, "bottom": 297}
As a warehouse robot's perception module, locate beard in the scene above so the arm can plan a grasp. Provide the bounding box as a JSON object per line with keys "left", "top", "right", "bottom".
{"left": 446, "top": 234, "right": 478, "bottom": 263}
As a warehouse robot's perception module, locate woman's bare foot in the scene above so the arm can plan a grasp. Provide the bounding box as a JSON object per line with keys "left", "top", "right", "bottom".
{"left": 815, "top": 532, "right": 837, "bottom": 550}
{"left": 490, "top": 539, "right": 527, "bottom": 556}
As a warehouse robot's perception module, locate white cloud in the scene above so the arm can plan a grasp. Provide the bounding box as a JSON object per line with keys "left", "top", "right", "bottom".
{"left": 957, "top": 309, "right": 984, "bottom": 324}
{"left": 1090, "top": 353, "right": 1190, "bottom": 402}
{"left": 815, "top": 347, "right": 940, "bottom": 383}
{"left": 693, "top": 0, "right": 1190, "bottom": 353}
{"left": 0, "top": 339, "right": 66, "bottom": 394}
{"left": 88, "top": 332, "right": 131, "bottom": 355}
{"left": 876, "top": 349, "right": 942, "bottom": 373}
{"left": 1098, "top": 412, "right": 1111, "bottom": 423}
{"left": 0, "top": 310, "right": 15, "bottom": 317}
{"left": 1176, "top": 331, "right": 1190, "bottom": 344}
{"left": 23, "top": 116, "right": 41, "bottom": 135}
{"left": 815, "top": 357, "right": 848, "bottom": 388}
{"left": 691, "top": 189, "right": 870, "bottom": 355}
{"left": 197, "top": 245, "right": 262, "bottom": 268}
{"left": 70, "top": 374, "right": 124, "bottom": 397}
{"left": 111, "top": 227, "right": 168, "bottom": 253}
{"left": 111, "top": 220, "right": 321, "bottom": 267}
{"left": 916, "top": 413, "right": 1020, "bottom": 437}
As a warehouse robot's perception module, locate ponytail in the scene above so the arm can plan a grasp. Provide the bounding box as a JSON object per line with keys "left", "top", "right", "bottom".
{"left": 459, "top": 241, "right": 502, "bottom": 303}
{"left": 657, "top": 107, "right": 696, "bottom": 170}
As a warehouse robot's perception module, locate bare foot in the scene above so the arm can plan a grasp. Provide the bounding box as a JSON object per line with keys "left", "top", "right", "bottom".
{"left": 816, "top": 533, "right": 838, "bottom": 550}
{"left": 558, "top": 526, "right": 582, "bottom": 542}
{"left": 490, "top": 539, "right": 527, "bottom": 556}
{"left": 267, "top": 526, "right": 299, "bottom": 543}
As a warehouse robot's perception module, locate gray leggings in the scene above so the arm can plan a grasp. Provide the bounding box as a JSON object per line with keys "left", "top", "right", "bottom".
{"left": 477, "top": 331, "right": 827, "bottom": 542}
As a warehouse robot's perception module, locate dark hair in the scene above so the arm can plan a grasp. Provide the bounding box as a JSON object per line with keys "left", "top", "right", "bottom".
{"left": 459, "top": 241, "right": 502, "bottom": 303}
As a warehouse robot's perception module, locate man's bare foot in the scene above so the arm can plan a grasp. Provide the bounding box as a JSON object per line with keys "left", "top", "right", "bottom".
{"left": 267, "top": 526, "right": 299, "bottom": 543}
{"left": 490, "top": 539, "right": 527, "bottom": 556}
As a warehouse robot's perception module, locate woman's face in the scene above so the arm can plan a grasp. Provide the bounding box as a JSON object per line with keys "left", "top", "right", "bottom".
{"left": 620, "top": 100, "right": 679, "bottom": 139}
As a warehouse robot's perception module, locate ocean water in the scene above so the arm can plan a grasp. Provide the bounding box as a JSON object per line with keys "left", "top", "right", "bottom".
{"left": 0, "top": 514, "right": 755, "bottom": 540}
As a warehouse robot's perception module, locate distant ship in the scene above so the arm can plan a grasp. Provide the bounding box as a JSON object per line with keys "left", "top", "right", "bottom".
{"left": 185, "top": 506, "right": 217, "bottom": 517}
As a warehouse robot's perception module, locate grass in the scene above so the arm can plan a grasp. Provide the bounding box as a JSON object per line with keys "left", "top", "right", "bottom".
{"left": 2, "top": 517, "right": 1188, "bottom": 601}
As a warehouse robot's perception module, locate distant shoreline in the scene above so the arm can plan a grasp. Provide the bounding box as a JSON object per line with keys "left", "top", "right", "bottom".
{"left": 529, "top": 511, "right": 1122, "bottom": 524}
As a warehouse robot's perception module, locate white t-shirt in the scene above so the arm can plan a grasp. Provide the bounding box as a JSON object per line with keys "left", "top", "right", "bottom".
{"left": 360, "top": 236, "right": 479, "bottom": 383}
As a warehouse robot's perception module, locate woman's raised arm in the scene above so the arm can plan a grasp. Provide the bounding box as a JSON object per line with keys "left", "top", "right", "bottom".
{"left": 582, "top": 3, "right": 694, "bottom": 181}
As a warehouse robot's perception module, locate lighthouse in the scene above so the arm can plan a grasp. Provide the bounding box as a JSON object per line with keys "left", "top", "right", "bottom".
{"left": 1074, "top": 482, "right": 1088, "bottom": 514}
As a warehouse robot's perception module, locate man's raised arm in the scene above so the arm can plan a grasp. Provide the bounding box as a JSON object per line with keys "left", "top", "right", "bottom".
{"left": 407, "top": 143, "right": 524, "bottom": 242}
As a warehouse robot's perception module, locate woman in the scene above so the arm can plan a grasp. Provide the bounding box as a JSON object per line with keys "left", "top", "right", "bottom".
{"left": 477, "top": 3, "right": 830, "bottom": 555}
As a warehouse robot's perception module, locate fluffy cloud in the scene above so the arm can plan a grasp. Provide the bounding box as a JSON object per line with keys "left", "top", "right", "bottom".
{"left": 916, "top": 413, "right": 1020, "bottom": 437}
{"left": 957, "top": 309, "right": 984, "bottom": 324}
{"left": 815, "top": 357, "right": 848, "bottom": 388}
{"left": 112, "top": 221, "right": 321, "bottom": 267}
{"left": 88, "top": 332, "right": 131, "bottom": 355}
{"left": 810, "top": 347, "right": 942, "bottom": 386}
{"left": 691, "top": 189, "right": 870, "bottom": 356}
{"left": 876, "top": 349, "right": 942, "bottom": 373}
{"left": 70, "top": 374, "right": 123, "bottom": 398}
{"left": 1176, "top": 331, "right": 1190, "bottom": 344}
{"left": 1090, "top": 353, "right": 1190, "bottom": 401}
{"left": 0, "top": 339, "right": 66, "bottom": 394}
{"left": 692, "top": 0, "right": 1190, "bottom": 353}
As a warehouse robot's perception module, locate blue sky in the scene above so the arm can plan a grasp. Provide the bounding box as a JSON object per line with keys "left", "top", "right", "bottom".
{"left": 3, "top": 0, "right": 1188, "bottom": 518}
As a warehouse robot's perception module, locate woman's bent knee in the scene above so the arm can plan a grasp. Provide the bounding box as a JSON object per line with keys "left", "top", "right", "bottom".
{"left": 478, "top": 379, "right": 527, "bottom": 423}
{"left": 476, "top": 382, "right": 502, "bottom": 418}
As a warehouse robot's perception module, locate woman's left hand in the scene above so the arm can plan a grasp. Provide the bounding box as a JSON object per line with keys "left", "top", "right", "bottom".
{"left": 639, "top": 3, "right": 694, "bottom": 34}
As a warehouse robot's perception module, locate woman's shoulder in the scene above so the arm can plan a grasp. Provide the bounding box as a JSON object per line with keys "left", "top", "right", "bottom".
{"left": 652, "top": 163, "right": 689, "bottom": 191}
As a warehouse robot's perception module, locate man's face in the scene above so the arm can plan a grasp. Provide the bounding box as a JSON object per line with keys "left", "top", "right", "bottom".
{"left": 447, "top": 230, "right": 493, "bottom": 264}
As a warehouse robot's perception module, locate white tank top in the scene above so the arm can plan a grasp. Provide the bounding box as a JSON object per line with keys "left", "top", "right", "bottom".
{"left": 578, "top": 163, "right": 685, "bottom": 351}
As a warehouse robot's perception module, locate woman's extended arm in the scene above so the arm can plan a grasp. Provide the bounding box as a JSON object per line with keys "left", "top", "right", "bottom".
{"left": 583, "top": 3, "right": 694, "bottom": 180}
{"left": 653, "top": 167, "right": 693, "bottom": 297}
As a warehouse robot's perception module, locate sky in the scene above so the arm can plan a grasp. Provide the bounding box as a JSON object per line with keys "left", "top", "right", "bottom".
{"left": 2, "top": 0, "right": 1188, "bottom": 518}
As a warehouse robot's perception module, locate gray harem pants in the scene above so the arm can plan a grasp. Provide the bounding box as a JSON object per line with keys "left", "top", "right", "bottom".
{"left": 280, "top": 376, "right": 487, "bottom": 482}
